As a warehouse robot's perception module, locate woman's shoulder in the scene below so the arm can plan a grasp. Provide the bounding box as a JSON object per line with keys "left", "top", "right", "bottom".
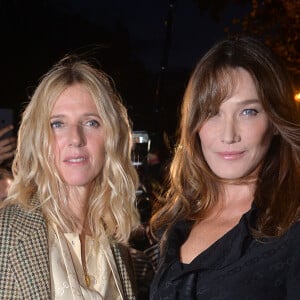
{"left": 283, "top": 220, "right": 300, "bottom": 251}
{"left": 288, "top": 220, "right": 300, "bottom": 237}
{"left": 0, "top": 203, "right": 20, "bottom": 222}
{"left": 0, "top": 203, "right": 45, "bottom": 235}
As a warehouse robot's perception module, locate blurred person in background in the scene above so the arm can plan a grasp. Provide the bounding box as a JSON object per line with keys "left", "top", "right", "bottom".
{"left": 0, "top": 167, "right": 13, "bottom": 201}
{"left": 0, "top": 125, "right": 16, "bottom": 167}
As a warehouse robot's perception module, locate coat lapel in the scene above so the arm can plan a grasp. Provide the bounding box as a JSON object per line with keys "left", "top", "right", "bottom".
{"left": 9, "top": 205, "right": 51, "bottom": 299}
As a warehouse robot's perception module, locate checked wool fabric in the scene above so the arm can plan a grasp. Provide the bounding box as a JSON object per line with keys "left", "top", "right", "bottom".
{"left": 0, "top": 203, "right": 137, "bottom": 299}
{"left": 0, "top": 204, "right": 51, "bottom": 299}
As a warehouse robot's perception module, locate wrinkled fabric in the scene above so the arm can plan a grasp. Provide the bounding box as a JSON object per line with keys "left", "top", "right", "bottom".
{"left": 49, "top": 224, "right": 123, "bottom": 299}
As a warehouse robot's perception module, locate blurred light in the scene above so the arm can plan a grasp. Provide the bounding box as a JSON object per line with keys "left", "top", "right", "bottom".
{"left": 295, "top": 92, "right": 300, "bottom": 102}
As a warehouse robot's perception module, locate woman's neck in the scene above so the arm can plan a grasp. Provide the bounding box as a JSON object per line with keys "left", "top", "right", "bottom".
{"left": 223, "top": 183, "right": 254, "bottom": 203}
{"left": 207, "top": 183, "right": 255, "bottom": 220}
{"left": 68, "top": 186, "right": 90, "bottom": 234}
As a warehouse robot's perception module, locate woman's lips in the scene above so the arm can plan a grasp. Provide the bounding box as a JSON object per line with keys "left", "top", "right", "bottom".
{"left": 64, "top": 155, "right": 88, "bottom": 164}
{"left": 217, "top": 151, "right": 245, "bottom": 160}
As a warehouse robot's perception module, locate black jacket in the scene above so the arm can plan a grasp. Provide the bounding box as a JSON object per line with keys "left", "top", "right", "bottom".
{"left": 150, "top": 207, "right": 300, "bottom": 299}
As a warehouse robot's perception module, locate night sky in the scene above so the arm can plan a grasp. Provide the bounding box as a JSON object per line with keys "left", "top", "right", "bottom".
{"left": 55, "top": 0, "right": 249, "bottom": 71}
{"left": 0, "top": 0, "right": 249, "bottom": 137}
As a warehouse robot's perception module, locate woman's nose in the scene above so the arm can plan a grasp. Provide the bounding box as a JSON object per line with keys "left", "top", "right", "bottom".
{"left": 68, "top": 125, "right": 86, "bottom": 147}
{"left": 221, "top": 118, "right": 241, "bottom": 144}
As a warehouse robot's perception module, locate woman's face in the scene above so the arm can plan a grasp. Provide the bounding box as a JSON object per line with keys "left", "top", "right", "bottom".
{"left": 50, "top": 84, "right": 106, "bottom": 188}
{"left": 198, "top": 68, "right": 274, "bottom": 180}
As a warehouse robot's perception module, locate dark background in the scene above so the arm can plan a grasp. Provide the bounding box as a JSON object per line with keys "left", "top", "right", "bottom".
{"left": 0, "top": 0, "right": 251, "bottom": 139}
{"left": 0, "top": 0, "right": 299, "bottom": 141}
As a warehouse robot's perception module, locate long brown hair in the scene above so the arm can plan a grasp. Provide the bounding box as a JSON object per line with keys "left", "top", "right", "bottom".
{"left": 151, "top": 36, "right": 300, "bottom": 238}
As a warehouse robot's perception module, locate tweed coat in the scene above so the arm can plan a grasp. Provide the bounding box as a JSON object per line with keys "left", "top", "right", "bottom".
{"left": 0, "top": 204, "right": 137, "bottom": 299}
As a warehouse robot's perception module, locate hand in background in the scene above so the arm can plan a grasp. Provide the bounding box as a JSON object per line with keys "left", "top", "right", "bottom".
{"left": 0, "top": 125, "right": 16, "bottom": 165}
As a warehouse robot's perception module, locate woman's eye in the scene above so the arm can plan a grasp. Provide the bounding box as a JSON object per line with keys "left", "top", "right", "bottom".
{"left": 50, "top": 120, "right": 64, "bottom": 128}
{"left": 242, "top": 109, "right": 258, "bottom": 116}
{"left": 85, "top": 120, "right": 100, "bottom": 127}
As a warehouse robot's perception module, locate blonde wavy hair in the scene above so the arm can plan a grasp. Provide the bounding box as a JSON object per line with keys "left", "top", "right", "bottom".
{"left": 5, "top": 56, "right": 139, "bottom": 243}
{"left": 151, "top": 36, "right": 300, "bottom": 238}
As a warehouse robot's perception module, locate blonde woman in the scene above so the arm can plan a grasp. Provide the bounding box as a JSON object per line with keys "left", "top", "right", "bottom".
{"left": 0, "top": 56, "right": 139, "bottom": 299}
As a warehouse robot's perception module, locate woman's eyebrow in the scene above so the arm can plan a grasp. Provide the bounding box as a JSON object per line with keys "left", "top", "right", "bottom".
{"left": 50, "top": 113, "right": 100, "bottom": 118}
{"left": 237, "top": 99, "right": 261, "bottom": 106}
